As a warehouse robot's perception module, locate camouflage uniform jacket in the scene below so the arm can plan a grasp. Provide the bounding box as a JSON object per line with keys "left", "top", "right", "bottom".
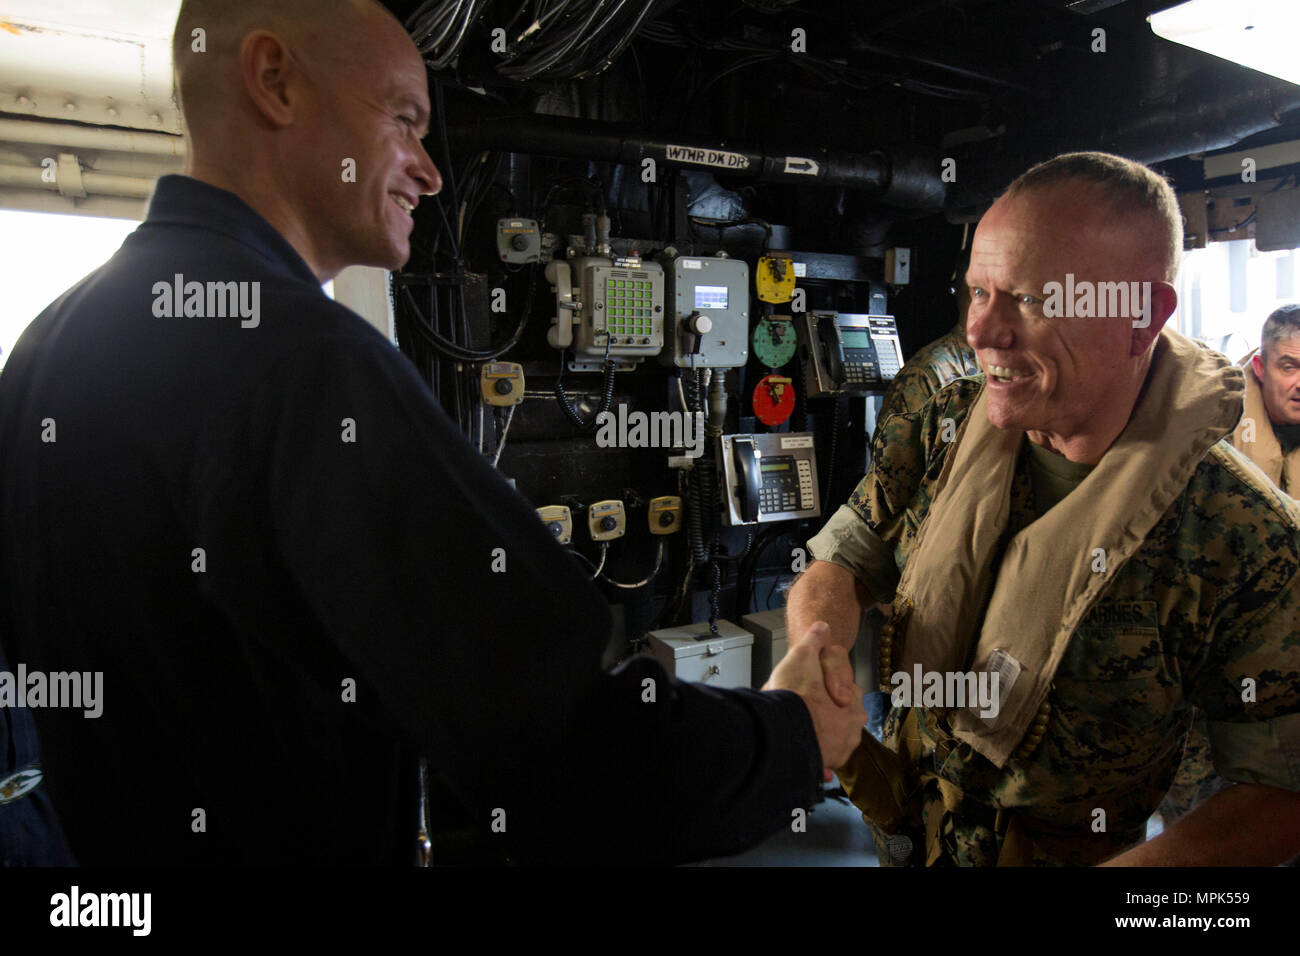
{"left": 812, "top": 374, "right": 1300, "bottom": 866}
{"left": 876, "top": 326, "right": 981, "bottom": 429}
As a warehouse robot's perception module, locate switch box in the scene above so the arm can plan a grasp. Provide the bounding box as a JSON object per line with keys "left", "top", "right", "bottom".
{"left": 648, "top": 495, "right": 682, "bottom": 535}
{"left": 885, "top": 247, "right": 911, "bottom": 285}
{"left": 587, "top": 499, "right": 626, "bottom": 542}
{"left": 497, "top": 218, "right": 542, "bottom": 263}
{"left": 536, "top": 505, "right": 573, "bottom": 545}
{"left": 480, "top": 362, "right": 524, "bottom": 406}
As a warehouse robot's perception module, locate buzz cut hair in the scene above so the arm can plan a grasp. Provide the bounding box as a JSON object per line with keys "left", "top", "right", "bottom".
{"left": 1002, "top": 151, "right": 1183, "bottom": 282}
{"left": 1262, "top": 303, "right": 1300, "bottom": 358}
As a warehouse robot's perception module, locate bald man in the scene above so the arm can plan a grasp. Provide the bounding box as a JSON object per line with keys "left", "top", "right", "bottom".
{"left": 0, "top": 0, "right": 865, "bottom": 866}
{"left": 788, "top": 151, "right": 1300, "bottom": 866}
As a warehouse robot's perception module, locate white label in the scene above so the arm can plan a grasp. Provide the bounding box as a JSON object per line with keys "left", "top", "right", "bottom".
{"left": 781, "top": 435, "right": 814, "bottom": 449}
{"left": 783, "top": 156, "right": 820, "bottom": 176}
{"left": 792, "top": 262, "right": 807, "bottom": 277}
{"left": 665, "top": 144, "right": 751, "bottom": 170}
{"left": 680, "top": 259, "right": 703, "bottom": 270}
{"left": 978, "top": 649, "right": 1021, "bottom": 727}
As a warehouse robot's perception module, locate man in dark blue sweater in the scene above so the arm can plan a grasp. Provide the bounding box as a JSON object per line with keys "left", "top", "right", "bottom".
{"left": 0, "top": 0, "right": 864, "bottom": 865}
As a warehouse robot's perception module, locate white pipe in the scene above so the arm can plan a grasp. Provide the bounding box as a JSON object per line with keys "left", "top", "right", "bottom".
{"left": 0, "top": 118, "right": 184, "bottom": 157}
{"left": 0, "top": 163, "right": 156, "bottom": 198}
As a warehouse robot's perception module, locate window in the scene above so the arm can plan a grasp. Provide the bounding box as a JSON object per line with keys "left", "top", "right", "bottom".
{"left": 1173, "top": 238, "right": 1299, "bottom": 361}
{"left": 0, "top": 209, "right": 140, "bottom": 370}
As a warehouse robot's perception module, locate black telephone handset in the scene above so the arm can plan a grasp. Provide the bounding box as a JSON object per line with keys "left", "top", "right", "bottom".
{"left": 732, "top": 437, "right": 761, "bottom": 523}
{"left": 816, "top": 314, "right": 845, "bottom": 388}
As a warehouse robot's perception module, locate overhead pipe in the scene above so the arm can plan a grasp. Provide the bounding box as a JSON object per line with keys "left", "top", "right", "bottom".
{"left": 0, "top": 118, "right": 185, "bottom": 157}
{"left": 448, "top": 113, "right": 948, "bottom": 211}
{"left": 946, "top": 77, "right": 1300, "bottom": 214}
{"left": 0, "top": 163, "right": 156, "bottom": 198}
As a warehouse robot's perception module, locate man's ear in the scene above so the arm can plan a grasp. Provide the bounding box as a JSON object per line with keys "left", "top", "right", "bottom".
{"left": 1251, "top": 351, "right": 1266, "bottom": 381}
{"left": 1131, "top": 281, "right": 1176, "bottom": 354}
{"left": 239, "top": 30, "right": 300, "bottom": 128}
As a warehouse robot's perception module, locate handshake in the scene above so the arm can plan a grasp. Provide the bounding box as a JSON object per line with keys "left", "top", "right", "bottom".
{"left": 762, "top": 621, "right": 867, "bottom": 780}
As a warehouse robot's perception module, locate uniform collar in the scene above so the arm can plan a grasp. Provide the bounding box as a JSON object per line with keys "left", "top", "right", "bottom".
{"left": 144, "top": 175, "right": 320, "bottom": 286}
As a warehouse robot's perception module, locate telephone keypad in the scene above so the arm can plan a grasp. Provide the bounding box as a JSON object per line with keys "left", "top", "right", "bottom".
{"left": 756, "top": 455, "right": 811, "bottom": 514}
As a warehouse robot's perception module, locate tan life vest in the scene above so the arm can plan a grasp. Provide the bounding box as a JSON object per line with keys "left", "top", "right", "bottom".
{"left": 1230, "top": 349, "right": 1300, "bottom": 495}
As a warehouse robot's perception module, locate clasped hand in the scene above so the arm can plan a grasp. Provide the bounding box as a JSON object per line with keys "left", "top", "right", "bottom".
{"left": 763, "top": 621, "right": 866, "bottom": 781}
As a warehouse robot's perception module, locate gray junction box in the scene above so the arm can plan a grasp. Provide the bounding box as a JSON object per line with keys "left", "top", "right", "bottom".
{"left": 645, "top": 620, "right": 753, "bottom": 688}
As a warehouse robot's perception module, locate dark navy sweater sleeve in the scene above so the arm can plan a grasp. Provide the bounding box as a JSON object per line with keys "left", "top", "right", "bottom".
{"left": 244, "top": 325, "right": 821, "bottom": 863}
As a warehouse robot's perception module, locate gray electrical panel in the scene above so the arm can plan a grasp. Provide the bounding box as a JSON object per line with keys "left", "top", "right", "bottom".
{"left": 660, "top": 254, "right": 750, "bottom": 368}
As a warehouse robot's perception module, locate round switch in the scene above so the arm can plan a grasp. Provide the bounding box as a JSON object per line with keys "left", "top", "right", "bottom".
{"left": 494, "top": 379, "right": 514, "bottom": 395}
{"left": 599, "top": 516, "right": 617, "bottom": 532}
{"left": 658, "top": 512, "right": 676, "bottom": 528}
{"left": 688, "top": 313, "right": 713, "bottom": 335}
{"left": 511, "top": 234, "right": 530, "bottom": 251}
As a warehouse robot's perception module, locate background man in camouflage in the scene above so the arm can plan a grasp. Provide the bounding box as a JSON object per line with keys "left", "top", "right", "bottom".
{"left": 1232, "top": 303, "right": 1300, "bottom": 495}
{"left": 1159, "top": 304, "right": 1300, "bottom": 832}
{"left": 789, "top": 151, "right": 1300, "bottom": 866}
{"left": 858, "top": 248, "right": 981, "bottom": 740}
{"left": 875, "top": 246, "right": 981, "bottom": 429}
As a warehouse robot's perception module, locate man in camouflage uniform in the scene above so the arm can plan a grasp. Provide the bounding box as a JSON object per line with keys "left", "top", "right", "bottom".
{"left": 1158, "top": 304, "right": 1300, "bottom": 828}
{"left": 788, "top": 151, "right": 1300, "bottom": 866}
{"left": 860, "top": 254, "right": 980, "bottom": 739}
{"left": 875, "top": 248, "right": 981, "bottom": 429}
{"left": 1231, "top": 303, "right": 1300, "bottom": 496}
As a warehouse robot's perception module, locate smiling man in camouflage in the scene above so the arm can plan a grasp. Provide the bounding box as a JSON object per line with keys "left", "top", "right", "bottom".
{"left": 789, "top": 151, "right": 1300, "bottom": 866}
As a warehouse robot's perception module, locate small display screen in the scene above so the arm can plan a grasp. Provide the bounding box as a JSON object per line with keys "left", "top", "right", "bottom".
{"left": 839, "top": 328, "right": 871, "bottom": 349}
{"left": 694, "top": 285, "right": 728, "bottom": 310}
{"left": 761, "top": 463, "right": 790, "bottom": 473}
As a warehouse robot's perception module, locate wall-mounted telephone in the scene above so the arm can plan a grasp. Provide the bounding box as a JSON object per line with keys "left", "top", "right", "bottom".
{"left": 546, "top": 255, "right": 665, "bottom": 369}
{"left": 803, "top": 312, "right": 903, "bottom": 396}
{"left": 718, "top": 432, "right": 820, "bottom": 526}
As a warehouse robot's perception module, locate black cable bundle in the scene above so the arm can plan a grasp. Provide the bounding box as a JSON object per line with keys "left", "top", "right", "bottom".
{"left": 554, "top": 350, "right": 617, "bottom": 432}
{"left": 823, "top": 394, "right": 845, "bottom": 511}
{"left": 684, "top": 370, "right": 715, "bottom": 568}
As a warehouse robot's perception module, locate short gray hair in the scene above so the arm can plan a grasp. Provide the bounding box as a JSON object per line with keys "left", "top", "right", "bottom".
{"left": 1003, "top": 151, "right": 1183, "bottom": 282}
{"left": 1262, "top": 303, "right": 1300, "bottom": 358}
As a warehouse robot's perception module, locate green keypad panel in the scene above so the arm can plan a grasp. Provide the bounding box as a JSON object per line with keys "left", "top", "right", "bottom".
{"left": 603, "top": 276, "right": 656, "bottom": 337}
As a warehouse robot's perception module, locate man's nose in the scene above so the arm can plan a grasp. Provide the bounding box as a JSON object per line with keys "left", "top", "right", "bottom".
{"left": 414, "top": 141, "right": 442, "bottom": 196}
{"left": 966, "top": 292, "right": 1016, "bottom": 351}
